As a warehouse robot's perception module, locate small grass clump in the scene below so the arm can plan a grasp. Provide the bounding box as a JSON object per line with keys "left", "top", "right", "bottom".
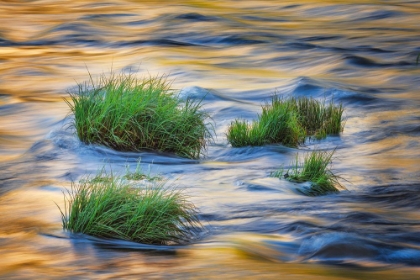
{"left": 58, "top": 171, "right": 200, "bottom": 245}
{"left": 271, "top": 150, "right": 342, "bottom": 196}
{"left": 227, "top": 96, "right": 344, "bottom": 147}
{"left": 66, "top": 71, "right": 210, "bottom": 159}
{"left": 123, "top": 160, "right": 161, "bottom": 181}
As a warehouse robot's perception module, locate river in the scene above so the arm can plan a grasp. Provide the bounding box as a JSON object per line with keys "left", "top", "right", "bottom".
{"left": 1, "top": 0, "right": 420, "bottom": 278}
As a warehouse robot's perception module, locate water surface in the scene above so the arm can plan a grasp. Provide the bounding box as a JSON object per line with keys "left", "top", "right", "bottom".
{"left": 1, "top": 0, "right": 420, "bottom": 278}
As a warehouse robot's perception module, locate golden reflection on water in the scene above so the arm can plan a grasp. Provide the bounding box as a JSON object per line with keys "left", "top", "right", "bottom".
{"left": 0, "top": 0, "right": 420, "bottom": 278}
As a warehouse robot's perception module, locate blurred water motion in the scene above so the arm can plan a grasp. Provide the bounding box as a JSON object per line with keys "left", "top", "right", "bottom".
{"left": 1, "top": 0, "right": 420, "bottom": 278}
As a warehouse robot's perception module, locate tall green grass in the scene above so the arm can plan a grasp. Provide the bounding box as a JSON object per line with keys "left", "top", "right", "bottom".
{"left": 58, "top": 170, "right": 200, "bottom": 245}
{"left": 271, "top": 150, "right": 342, "bottom": 196}
{"left": 227, "top": 96, "right": 344, "bottom": 147}
{"left": 290, "top": 96, "right": 344, "bottom": 138}
{"left": 66, "top": 71, "right": 210, "bottom": 159}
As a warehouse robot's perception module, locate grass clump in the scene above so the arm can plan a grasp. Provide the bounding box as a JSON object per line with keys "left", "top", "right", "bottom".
{"left": 66, "top": 71, "right": 210, "bottom": 159}
{"left": 58, "top": 170, "right": 200, "bottom": 245}
{"left": 271, "top": 149, "right": 343, "bottom": 196}
{"left": 227, "top": 96, "right": 344, "bottom": 147}
{"left": 123, "top": 160, "right": 161, "bottom": 181}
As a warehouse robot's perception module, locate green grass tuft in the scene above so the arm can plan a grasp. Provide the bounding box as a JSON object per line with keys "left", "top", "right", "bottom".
{"left": 226, "top": 119, "right": 266, "bottom": 147}
{"left": 123, "top": 160, "right": 161, "bottom": 181}
{"left": 58, "top": 170, "right": 201, "bottom": 245}
{"left": 66, "top": 71, "right": 211, "bottom": 159}
{"left": 271, "top": 150, "right": 343, "bottom": 196}
{"left": 227, "top": 96, "right": 344, "bottom": 147}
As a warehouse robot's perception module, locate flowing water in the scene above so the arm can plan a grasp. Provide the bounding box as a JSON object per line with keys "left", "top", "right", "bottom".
{"left": 1, "top": 0, "right": 420, "bottom": 278}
